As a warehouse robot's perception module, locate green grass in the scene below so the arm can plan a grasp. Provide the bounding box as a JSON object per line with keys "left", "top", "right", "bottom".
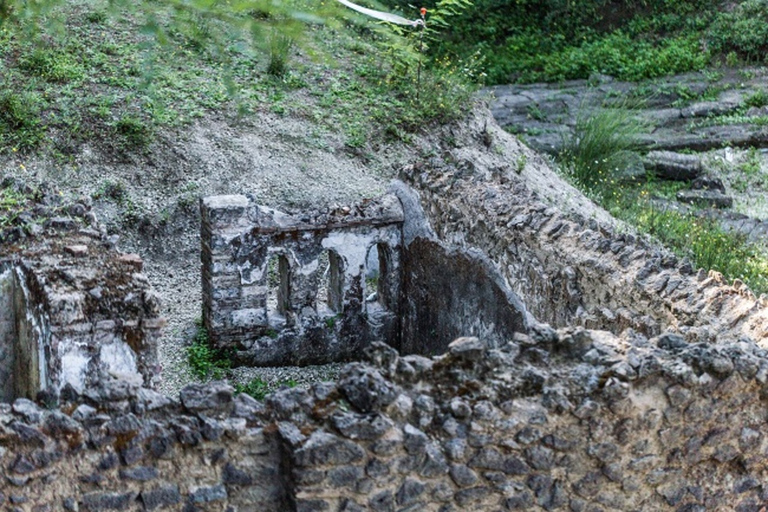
{"left": 559, "top": 104, "right": 643, "bottom": 189}
{"left": 0, "top": 0, "right": 476, "bottom": 159}
{"left": 610, "top": 192, "right": 768, "bottom": 294}
{"left": 235, "top": 377, "right": 298, "bottom": 400}
{"left": 187, "top": 322, "right": 231, "bottom": 380}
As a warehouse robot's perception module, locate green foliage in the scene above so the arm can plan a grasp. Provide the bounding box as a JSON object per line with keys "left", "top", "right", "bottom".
{"left": 235, "top": 377, "right": 298, "bottom": 400}
{"left": 267, "top": 31, "right": 294, "bottom": 78}
{"left": 0, "top": 90, "right": 44, "bottom": 151}
{"left": 379, "top": 0, "right": 721, "bottom": 84}
{"left": 707, "top": 0, "right": 768, "bottom": 62}
{"left": 19, "top": 47, "right": 83, "bottom": 82}
{"left": 114, "top": 115, "right": 153, "bottom": 148}
{"left": 0, "top": 0, "right": 475, "bottom": 158}
{"left": 235, "top": 378, "right": 269, "bottom": 400}
{"left": 0, "top": 186, "right": 30, "bottom": 228}
{"left": 628, "top": 203, "right": 768, "bottom": 294}
{"left": 744, "top": 89, "right": 768, "bottom": 109}
{"left": 559, "top": 104, "right": 642, "bottom": 189}
{"left": 187, "top": 324, "right": 231, "bottom": 380}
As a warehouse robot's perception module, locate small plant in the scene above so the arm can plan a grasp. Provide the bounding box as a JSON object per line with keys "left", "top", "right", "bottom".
{"left": 324, "top": 315, "right": 338, "bottom": 329}
{"left": 18, "top": 48, "right": 83, "bottom": 82}
{"left": 744, "top": 90, "right": 768, "bottom": 109}
{"left": 267, "top": 32, "right": 294, "bottom": 78}
{"left": 515, "top": 153, "right": 528, "bottom": 174}
{"left": 114, "top": 116, "right": 153, "bottom": 148}
{"left": 187, "top": 323, "right": 231, "bottom": 380}
{"left": 235, "top": 377, "right": 269, "bottom": 400}
{"left": 235, "top": 377, "right": 298, "bottom": 400}
{"left": 559, "top": 103, "right": 643, "bottom": 190}
{"left": 0, "top": 91, "right": 45, "bottom": 151}
{"left": 93, "top": 180, "right": 128, "bottom": 203}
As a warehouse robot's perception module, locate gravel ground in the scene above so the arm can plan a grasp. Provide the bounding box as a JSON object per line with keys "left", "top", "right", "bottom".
{"left": 0, "top": 104, "right": 612, "bottom": 397}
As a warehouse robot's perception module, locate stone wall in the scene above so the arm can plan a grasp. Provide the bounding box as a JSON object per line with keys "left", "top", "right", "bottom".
{"left": 201, "top": 190, "right": 531, "bottom": 364}
{"left": 400, "top": 163, "right": 768, "bottom": 346}
{"left": 200, "top": 194, "right": 405, "bottom": 366}
{"left": 0, "top": 181, "right": 164, "bottom": 399}
{"left": 3, "top": 326, "right": 768, "bottom": 511}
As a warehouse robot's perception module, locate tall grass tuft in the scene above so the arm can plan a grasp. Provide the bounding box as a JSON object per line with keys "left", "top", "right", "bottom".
{"left": 559, "top": 105, "right": 642, "bottom": 190}
{"left": 267, "top": 32, "right": 294, "bottom": 78}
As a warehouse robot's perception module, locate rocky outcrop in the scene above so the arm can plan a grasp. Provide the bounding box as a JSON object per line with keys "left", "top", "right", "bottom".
{"left": 486, "top": 69, "right": 768, "bottom": 155}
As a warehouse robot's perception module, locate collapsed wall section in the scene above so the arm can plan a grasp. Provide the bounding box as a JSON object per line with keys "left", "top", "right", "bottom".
{"left": 0, "top": 183, "right": 164, "bottom": 398}
{"left": 201, "top": 194, "right": 405, "bottom": 366}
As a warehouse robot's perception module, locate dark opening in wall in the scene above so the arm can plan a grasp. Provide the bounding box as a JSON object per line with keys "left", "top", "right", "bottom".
{"left": 266, "top": 253, "right": 290, "bottom": 326}
{"left": 365, "top": 243, "right": 394, "bottom": 313}
{"left": 0, "top": 265, "right": 44, "bottom": 401}
{"left": 316, "top": 250, "right": 344, "bottom": 315}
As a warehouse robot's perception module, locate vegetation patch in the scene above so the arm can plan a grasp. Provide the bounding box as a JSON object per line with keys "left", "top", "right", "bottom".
{"left": 187, "top": 320, "right": 231, "bottom": 380}
{"left": 557, "top": 105, "right": 768, "bottom": 295}
{"left": 235, "top": 377, "right": 298, "bottom": 400}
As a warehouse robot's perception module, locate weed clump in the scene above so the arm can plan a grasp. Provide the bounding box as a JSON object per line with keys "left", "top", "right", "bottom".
{"left": 235, "top": 377, "right": 297, "bottom": 400}
{"left": 559, "top": 105, "right": 642, "bottom": 189}
{"left": 187, "top": 321, "right": 231, "bottom": 380}
{"left": 0, "top": 91, "right": 45, "bottom": 151}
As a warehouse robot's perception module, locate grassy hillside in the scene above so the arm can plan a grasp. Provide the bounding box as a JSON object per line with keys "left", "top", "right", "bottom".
{"left": 0, "top": 0, "right": 475, "bottom": 160}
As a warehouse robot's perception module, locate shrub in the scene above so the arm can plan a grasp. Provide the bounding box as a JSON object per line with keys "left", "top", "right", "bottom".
{"left": 707, "top": 0, "right": 768, "bottom": 62}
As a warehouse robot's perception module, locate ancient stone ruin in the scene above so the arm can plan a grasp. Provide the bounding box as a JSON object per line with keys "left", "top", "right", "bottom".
{"left": 200, "top": 186, "right": 527, "bottom": 366}
{"left": 1, "top": 130, "right": 768, "bottom": 510}
{"left": 0, "top": 183, "right": 163, "bottom": 402}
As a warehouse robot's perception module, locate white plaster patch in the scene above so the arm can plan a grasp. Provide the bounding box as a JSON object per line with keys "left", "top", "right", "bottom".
{"left": 100, "top": 341, "right": 138, "bottom": 377}
{"left": 298, "top": 258, "right": 319, "bottom": 276}
{"left": 60, "top": 348, "right": 90, "bottom": 392}
{"left": 322, "top": 231, "right": 377, "bottom": 277}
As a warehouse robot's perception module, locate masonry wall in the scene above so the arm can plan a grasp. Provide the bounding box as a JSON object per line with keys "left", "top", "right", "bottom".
{"left": 0, "top": 181, "right": 164, "bottom": 399}
{"left": 3, "top": 327, "right": 768, "bottom": 511}
{"left": 400, "top": 164, "right": 768, "bottom": 345}
{"left": 201, "top": 194, "right": 405, "bottom": 366}
{"left": 399, "top": 237, "right": 528, "bottom": 355}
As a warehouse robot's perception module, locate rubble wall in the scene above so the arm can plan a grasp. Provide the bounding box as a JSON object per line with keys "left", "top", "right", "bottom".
{"left": 3, "top": 328, "right": 768, "bottom": 511}
{"left": 400, "top": 165, "right": 768, "bottom": 346}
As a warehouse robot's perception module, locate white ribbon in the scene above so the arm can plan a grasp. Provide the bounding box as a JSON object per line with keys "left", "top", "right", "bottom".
{"left": 336, "top": 0, "right": 424, "bottom": 26}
